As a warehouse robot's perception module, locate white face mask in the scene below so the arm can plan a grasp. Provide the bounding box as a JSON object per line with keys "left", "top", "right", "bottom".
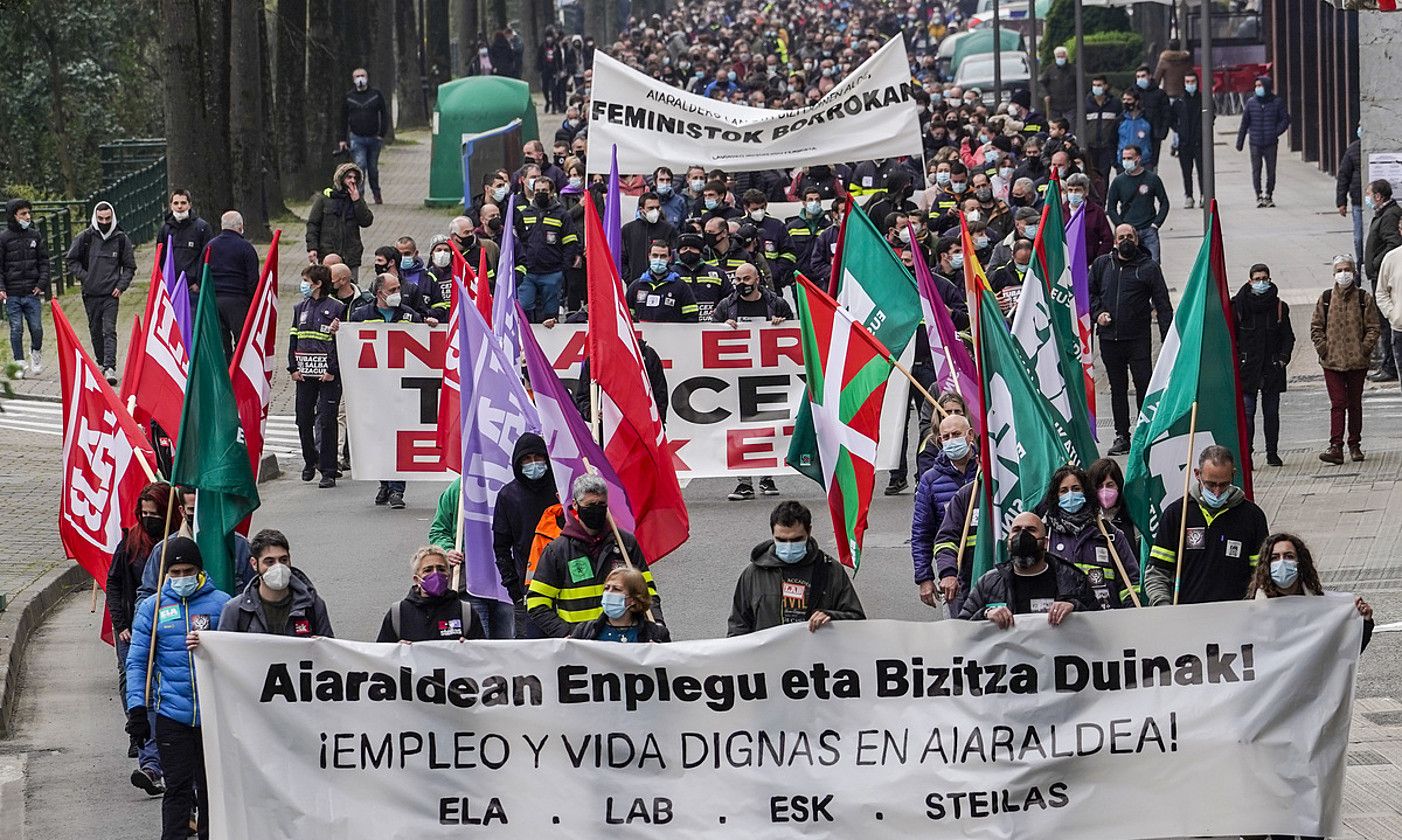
{"left": 1334, "top": 270, "right": 1355, "bottom": 287}
{"left": 173, "top": 209, "right": 189, "bottom": 221}
{"left": 261, "top": 562, "right": 292, "bottom": 591}
{"left": 353, "top": 76, "right": 368, "bottom": 90}
{"left": 642, "top": 208, "right": 660, "bottom": 224}
{"left": 748, "top": 208, "right": 765, "bottom": 222}
{"left": 965, "top": 210, "right": 981, "bottom": 223}
{"left": 432, "top": 250, "right": 452, "bottom": 268}
{"left": 385, "top": 292, "right": 402, "bottom": 308}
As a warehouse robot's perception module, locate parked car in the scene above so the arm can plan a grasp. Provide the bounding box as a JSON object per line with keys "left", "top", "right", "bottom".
{"left": 953, "top": 51, "right": 1032, "bottom": 103}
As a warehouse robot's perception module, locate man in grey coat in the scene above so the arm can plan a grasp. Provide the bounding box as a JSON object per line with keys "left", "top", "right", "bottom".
{"left": 65, "top": 200, "right": 134, "bottom": 381}
{"left": 217, "top": 529, "right": 334, "bottom": 637}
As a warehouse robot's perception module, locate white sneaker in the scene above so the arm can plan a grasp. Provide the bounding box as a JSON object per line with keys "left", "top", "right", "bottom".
{"left": 27, "top": 351, "right": 42, "bottom": 375}
{"left": 13, "top": 360, "right": 27, "bottom": 379}
{"left": 103, "top": 366, "right": 117, "bottom": 385}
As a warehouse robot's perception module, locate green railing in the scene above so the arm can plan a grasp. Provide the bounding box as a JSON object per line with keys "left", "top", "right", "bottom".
{"left": 100, "top": 139, "right": 168, "bottom": 183}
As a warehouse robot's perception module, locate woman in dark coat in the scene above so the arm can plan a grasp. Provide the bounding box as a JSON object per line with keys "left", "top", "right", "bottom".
{"left": 1232, "top": 263, "right": 1295, "bottom": 466}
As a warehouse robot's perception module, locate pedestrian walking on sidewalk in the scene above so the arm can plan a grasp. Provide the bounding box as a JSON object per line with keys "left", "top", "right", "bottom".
{"left": 0, "top": 198, "right": 50, "bottom": 377}
{"left": 65, "top": 200, "right": 134, "bottom": 384}
{"left": 1232, "top": 264, "right": 1294, "bottom": 467}
{"left": 1364, "top": 179, "right": 1402, "bottom": 382}
{"left": 1311, "top": 255, "right": 1379, "bottom": 465}
{"left": 1236, "top": 75, "right": 1291, "bottom": 208}
{"left": 338, "top": 67, "right": 389, "bottom": 204}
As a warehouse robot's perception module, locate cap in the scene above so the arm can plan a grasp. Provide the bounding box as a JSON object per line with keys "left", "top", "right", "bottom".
{"left": 677, "top": 232, "right": 704, "bottom": 250}
{"left": 1010, "top": 89, "right": 1032, "bottom": 109}
{"left": 163, "top": 536, "right": 204, "bottom": 571}
{"left": 734, "top": 223, "right": 759, "bottom": 245}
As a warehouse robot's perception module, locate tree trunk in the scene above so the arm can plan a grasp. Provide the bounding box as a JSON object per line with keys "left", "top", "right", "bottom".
{"left": 163, "top": 0, "right": 218, "bottom": 214}
{"left": 229, "top": 0, "right": 270, "bottom": 238}
{"left": 202, "top": 0, "right": 235, "bottom": 214}
{"left": 42, "top": 37, "right": 81, "bottom": 199}
{"left": 306, "top": 0, "right": 343, "bottom": 187}
{"left": 258, "top": 6, "right": 290, "bottom": 221}
{"left": 511, "top": 0, "right": 539, "bottom": 89}
{"left": 429, "top": 0, "right": 456, "bottom": 82}
{"left": 274, "top": 0, "right": 311, "bottom": 196}
{"left": 369, "top": 0, "right": 399, "bottom": 141}
{"left": 396, "top": 0, "right": 429, "bottom": 127}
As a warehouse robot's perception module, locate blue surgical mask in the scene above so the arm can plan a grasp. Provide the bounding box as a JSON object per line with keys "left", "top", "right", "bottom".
{"left": 1254, "top": 86, "right": 1265, "bottom": 98}
{"left": 805, "top": 200, "right": 823, "bottom": 216}
{"left": 170, "top": 575, "right": 200, "bottom": 598}
{"left": 974, "top": 235, "right": 989, "bottom": 249}
{"left": 1184, "top": 83, "right": 1198, "bottom": 95}
{"left": 299, "top": 280, "right": 312, "bottom": 298}
{"left": 649, "top": 258, "right": 669, "bottom": 275}
{"left": 521, "top": 461, "right": 548, "bottom": 480}
{"left": 601, "top": 591, "right": 630, "bottom": 619}
{"left": 935, "top": 171, "right": 951, "bottom": 186}
{"left": 656, "top": 182, "right": 673, "bottom": 195}
{"left": 1058, "top": 490, "right": 1087, "bottom": 513}
{"left": 1014, "top": 261, "right": 1029, "bottom": 273}
{"left": 1365, "top": 194, "right": 1375, "bottom": 211}
{"left": 1136, "top": 77, "right": 1150, "bottom": 90}
{"left": 1201, "top": 486, "right": 1228, "bottom": 508}
{"left": 727, "top": 70, "right": 737, "bottom": 82}
{"left": 1092, "top": 84, "right": 1105, "bottom": 96}
{"left": 1056, "top": 57, "right": 1067, "bottom": 67}
{"left": 568, "top": 176, "right": 583, "bottom": 189}
{"left": 1251, "top": 280, "right": 1271, "bottom": 295}
{"left": 774, "top": 539, "right": 807, "bottom": 564}
{"left": 492, "top": 185, "right": 509, "bottom": 202}
{"left": 941, "top": 437, "right": 970, "bottom": 461}
{"left": 984, "top": 150, "right": 1000, "bottom": 164}
{"left": 399, "top": 256, "right": 414, "bottom": 270}
{"left": 1269, "top": 559, "right": 1299, "bottom": 589}
{"left": 950, "top": 252, "right": 964, "bottom": 269}
{"left": 1067, "top": 192, "right": 1085, "bottom": 208}
{"left": 704, "top": 197, "right": 719, "bottom": 211}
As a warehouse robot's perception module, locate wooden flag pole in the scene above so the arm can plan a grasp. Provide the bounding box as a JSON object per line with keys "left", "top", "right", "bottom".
{"left": 90, "top": 579, "right": 99, "bottom": 612}
{"left": 886, "top": 355, "right": 950, "bottom": 421}
{"left": 1172, "top": 401, "right": 1200, "bottom": 606}
{"left": 142, "top": 485, "right": 179, "bottom": 705}
{"left": 451, "top": 484, "right": 464, "bottom": 593}
{"left": 953, "top": 473, "right": 980, "bottom": 574}
{"left": 1096, "top": 515, "right": 1142, "bottom": 608}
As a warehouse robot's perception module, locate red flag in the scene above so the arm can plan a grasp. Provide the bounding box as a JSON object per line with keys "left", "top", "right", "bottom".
{"left": 119, "top": 244, "right": 165, "bottom": 421}
{"left": 435, "top": 280, "right": 464, "bottom": 473}
{"left": 476, "top": 246, "right": 493, "bottom": 328}
{"left": 54, "top": 300, "right": 160, "bottom": 645}
{"left": 127, "top": 259, "right": 190, "bottom": 447}
{"left": 583, "top": 200, "right": 689, "bottom": 562}
{"left": 230, "top": 230, "right": 281, "bottom": 484}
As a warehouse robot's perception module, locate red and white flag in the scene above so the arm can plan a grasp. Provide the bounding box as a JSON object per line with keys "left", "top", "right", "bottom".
{"left": 54, "top": 300, "right": 160, "bottom": 644}
{"left": 127, "top": 252, "right": 190, "bottom": 446}
{"left": 230, "top": 230, "right": 281, "bottom": 480}
{"left": 583, "top": 200, "right": 689, "bottom": 563}
{"left": 475, "top": 245, "right": 493, "bottom": 328}
{"left": 435, "top": 279, "right": 464, "bottom": 473}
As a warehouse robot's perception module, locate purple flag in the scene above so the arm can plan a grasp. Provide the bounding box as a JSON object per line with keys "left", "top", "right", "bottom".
{"left": 456, "top": 281, "right": 541, "bottom": 603}
{"left": 163, "top": 237, "right": 194, "bottom": 352}
{"left": 1065, "top": 205, "right": 1097, "bottom": 439}
{"left": 909, "top": 223, "right": 980, "bottom": 434}
{"left": 518, "top": 305, "right": 636, "bottom": 533}
{"left": 605, "top": 145, "right": 623, "bottom": 277}
{"left": 491, "top": 200, "right": 524, "bottom": 364}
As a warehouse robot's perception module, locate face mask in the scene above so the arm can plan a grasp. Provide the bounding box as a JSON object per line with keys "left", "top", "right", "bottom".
{"left": 1251, "top": 280, "right": 1271, "bottom": 295}
{"left": 488, "top": 217, "right": 503, "bottom": 232}
{"left": 941, "top": 437, "right": 970, "bottom": 461}
{"left": 805, "top": 200, "right": 823, "bottom": 216}
{"left": 735, "top": 283, "right": 756, "bottom": 297}
{"left": 642, "top": 208, "right": 660, "bottom": 224}
{"left": 690, "top": 178, "right": 705, "bottom": 192}
{"left": 1269, "top": 559, "right": 1299, "bottom": 589}
{"left": 1335, "top": 271, "right": 1355, "bottom": 287}
{"left": 1092, "top": 84, "right": 1105, "bottom": 96}
{"left": 1200, "top": 486, "right": 1230, "bottom": 508}
{"left": 1013, "top": 260, "right": 1029, "bottom": 273}
{"left": 1364, "top": 194, "right": 1375, "bottom": 210}
{"left": 170, "top": 575, "right": 200, "bottom": 598}
{"left": 774, "top": 539, "right": 807, "bottom": 564}
{"left": 385, "top": 292, "right": 402, "bottom": 308}
{"left": 727, "top": 71, "right": 737, "bottom": 82}
{"left": 173, "top": 210, "right": 189, "bottom": 221}
{"left": 601, "top": 591, "right": 630, "bottom": 619}
{"left": 1067, "top": 192, "right": 1085, "bottom": 208}
{"left": 1056, "top": 57, "right": 1067, "bottom": 67}
{"left": 399, "top": 256, "right": 414, "bottom": 270}
{"left": 299, "top": 280, "right": 313, "bottom": 298}
{"left": 521, "top": 461, "right": 548, "bottom": 480}
{"left": 973, "top": 235, "right": 989, "bottom": 249}
{"left": 18, "top": 219, "right": 31, "bottom": 230}
{"left": 975, "top": 188, "right": 993, "bottom": 203}
{"left": 568, "top": 176, "right": 583, "bottom": 189}
{"left": 1058, "top": 490, "right": 1087, "bottom": 513}
{"left": 704, "top": 197, "right": 719, "bottom": 211}
{"left": 1184, "top": 83, "right": 1198, "bottom": 95}
{"left": 1136, "top": 77, "right": 1149, "bottom": 90}
{"left": 931, "top": 93, "right": 943, "bottom": 104}
{"left": 898, "top": 227, "right": 912, "bottom": 244}
{"left": 492, "top": 185, "right": 509, "bottom": 202}
{"left": 1097, "top": 487, "right": 1119, "bottom": 509}
{"left": 748, "top": 208, "right": 765, "bottom": 222}
{"left": 951, "top": 181, "right": 968, "bottom": 195}
{"left": 950, "top": 252, "right": 964, "bottom": 269}
{"left": 419, "top": 570, "right": 450, "bottom": 597}
{"left": 1117, "top": 240, "right": 1138, "bottom": 259}
{"left": 141, "top": 514, "right": 165, "bottom": 539}
{"left": 935, "top": 171, "right": 951, "bottom": 186}
{"left": 984, "top": 151, "right": 999, "bottom": 164}
{"left": 1254, "top": 86, "right": 1266, "bottom": 98}
{"left": 656, "top": 182, "right": 672, "bottom": 195}
{"left": 679, "top": 250, "right": 700, "bottom": 266}
{"left": 998, "top": 167, "right": 1014, "bottom": 181}
{"left": 1122, "top": 158, "right": 1140, "bottom": 173}
{"left": 649, "top": 257, "right": 669, "bottom": 275}
{"left": 354, "top": 77, "right": 368, "bottom": 90}
{"left": 433, "top": 250, "right": 452, "bottom": 268}
{"left": 577, "top": 503, "right": 609, "bottom": 531}
{"left": 262, "top": 562, "right": 292, "bottom": 591}
{"left": 1008, "top": 530, "right": 1042, "bottom": 566}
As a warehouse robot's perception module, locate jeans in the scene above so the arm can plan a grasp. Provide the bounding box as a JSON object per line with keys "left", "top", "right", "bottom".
{"left": 1323, "top": 368, "right": 1366, "bottom": 447}
{"left": 379, "top": 480, "right": 406, "bottom": 494}
{"left": 1352, "top": 205, "right": 1365, "bottom": 266}
{"left": 1250, "top": 142, "right": 1279, "bottom": 196}
{"left": 115, "top": 638, "right": 161, "bottom": 775}
{"left": 1241, "top": 388, "right": 1282, "bottom": 455}
{"left": 6, "top": 294, "right": 42, "bottom": 361}
{"left": 215, "top": 293, "right": 252, "bottom": 361}
{"left": 295, "top": 377, "right": 342, "bottom": 475}
{"left": 1100, "top": 335, "right": 1153, "bottom": 438}
{"left": 518, "top": 271, "right": 564, "bottom": 322}
{"left": 1178, "top": 146, "right": 1204, "bottom": 198}
{"left": 83, "top": 294, "right": 119, "bottom": 369}
{"left": 155, "top": 716, "right": 208, "bottom": 840}
{"left": 468, "top": 595, "right": 516, "bottom": 639}
{"left": 1136, "top": 225, "right": 1161, "bottom": 265}
{"left": 893, "top": 362, "right": 939, "bottom": 482}
{"left": 349, "top": 132, "right": 383, "bottom": 195}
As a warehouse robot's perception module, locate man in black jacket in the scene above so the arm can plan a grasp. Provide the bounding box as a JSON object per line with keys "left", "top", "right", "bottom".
{"left": 338, "top": 68, "right": 390, "bottom": 204}
{"left": 66, "top": 201, "right": 134, "bottom": 381}
{"left": 154, "top": 189, "right": 213, "bottom": 294}
{"left": 218, "top": 529, "right": 334, "bottom": 636}
{"left": 620, "top": 193, "right": 677, "bottom": 283}
{"left": 1170, "top": 72, "right": 1205, "bottom": 210}
{"left": 1133, "top": 66, "right": 1172, "bottom": 172}
{"left": 958, "top": 512, "right": 1099, "bottom": 624}
{"left": 1232, "top": 264, "right": 1294, "bottom": 466}
{"left": 206, "top": 211, "right": 261, "bottom": 359}
{"left": 1090, "top": 225, "right": 1174, "bottom": 454}
{"left": 488, "top": 433, "right": 559, "bottom": 638}
{"left": 0, "top": 199, "right": 50, "bottom": 377}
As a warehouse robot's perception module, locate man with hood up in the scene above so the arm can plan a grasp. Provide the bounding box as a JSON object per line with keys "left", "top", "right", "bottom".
{"left": 217, "top": 529, "right": 334, "bottom": 636}
{"left": 66, "top": 200, "right": 135, "bottom": 382}
{"left": 1236, "top": 75, "right": 1292, "bottom": 208}
{"left": 727, "top": 501, "right": 865, "bottom": 636}
{"left": 0, "top": 198, "right": 51, "bottom": 377}
{"left": 306, "top": 162, "right": 375, "bottom": 279}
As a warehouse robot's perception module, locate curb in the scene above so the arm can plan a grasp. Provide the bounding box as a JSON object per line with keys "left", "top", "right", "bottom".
{"left": 0, "top": 564, "right": 87, "bottom": 739}
{"left": 2, "top": 389, "right": 61, "bottom": 405}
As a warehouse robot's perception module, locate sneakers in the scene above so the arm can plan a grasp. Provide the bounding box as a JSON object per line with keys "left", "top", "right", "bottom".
{"left": 1266, "top": 452, "right": 1283, "bottom": 467}
{"left": 319, "top": 475, "right": 337, "bottom": 488}
{"left": 1350, "top": 445, "right": 1365, "bottom": 463}
{"left": 388, "top": 491, "right": 405, "bottom": 509}
{"left": 11, "top": 360, "right": 26, "bottom": 380}
{"left": 27, "top": 350, "right": 42, "bottom": 375}
{"left": 131, "top": 767, "right": 165, "bottom": 796}
{"left": 1184, "top": 196, "right": 1194, "bottom": 209}
{"left": 1255, "top": 194, "right": 1266, "bottom": 208}
{"left": 1263, "top": 194, "right": 1275, "bottom": 208}
{"left": 758, "top": 477, "right": 779, "bottom": 496}
{"left": 103, "top": 366, "right": 117, "bottom": 385}
{"left": 727, "top": 482, "right": 755, "bottom": 501}
{"left": 301, "top": 467, "right": 316, "bottom": 482}
{"left": 884, "top": 477, "right": 908, "bottom": 496}
{"left": 1107, "top": 435, "right": 1131, "bottom": 456}
{"left": 1319, "top": 445, "right": 1344, "bottom": 465}
{"left": 1367, "top": 368, "right": 1398, "bottom": 383}
{"left": 374, "top": 486, "right": 391, "bottom": 505}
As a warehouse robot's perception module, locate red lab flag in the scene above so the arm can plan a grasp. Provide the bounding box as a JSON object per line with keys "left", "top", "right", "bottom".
{"left": 583, "top": 200, "right": 689, "bottom": 562}
{"left": 476, "top": 246, "right": 493, "bottom": 328}
{"left": 127, "top": 253, "right": 190, "bottom": 446}
{"left": 435, "top": 280, "right": 464, "bottom": 473}
{"left": 230, "top": 230, "right": 280, "bottom": 481}
{"left": 54, "top": 300, "right": 160, "bottom": 645}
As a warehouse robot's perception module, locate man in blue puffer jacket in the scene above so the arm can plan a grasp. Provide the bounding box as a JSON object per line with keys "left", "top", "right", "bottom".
{"left": 1236, "top": 75, "right": 1292, "bottom": 208}
{"left": 910, "top": 414, "right": 979, "bottom": 613}
{"left": 124, "top": 537, "right": 231, "bottom": 840}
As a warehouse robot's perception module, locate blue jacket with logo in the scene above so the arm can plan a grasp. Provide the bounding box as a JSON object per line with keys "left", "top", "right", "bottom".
{"left": 125, "top": 575, "right": 232, "bottom": 726}
{"left": 911, "top": 453, "right": 979, "bottom": 584}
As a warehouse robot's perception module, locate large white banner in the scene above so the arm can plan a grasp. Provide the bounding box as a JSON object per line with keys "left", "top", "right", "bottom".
{"left": 197, "top": 597, "right": 1360, "bottom": 839}
{"left": 339, "top": 323, "right": 910, "bottom": 481}
{"left": 588, "top": 38, "right": 923, "bottom": 174}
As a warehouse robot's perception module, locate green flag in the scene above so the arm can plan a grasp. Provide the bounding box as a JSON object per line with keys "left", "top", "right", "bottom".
{"left": 1009, "top": 177, "right": 1099, "bottom": 465}
{"left": 788, "top": 206, "right": 921, "bottom": 482}
{"left": 170, "top": 267, "right": 261, "bottom": 592}
{"left": 1124, "top": 202, "right": 1251, "bottom": 563}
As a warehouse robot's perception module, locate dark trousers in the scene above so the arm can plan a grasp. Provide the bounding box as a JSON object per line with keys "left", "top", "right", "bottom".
{"left": 893, "top": 362, "right": 939, "bottom": 482}
{"left": 1148, "top": 134, "right": 1165, "bottom": 172}
{"left": 295, "top": 377, "right": 342, "bottom": 474}
{"left": 1371, "top": 276, "right": 1397, "bottom": 374}
{"left": 1178, "top": 146, "right": 1204, "bottom": 198}
{"left": 215, "top": 293, "right": 252, "bottom": 360}
{"left": 468, "top": 594, "right": 516, "bottom": 639}
{"left": 155, "top": 716, "right": 208, "bottom": 840}
{"left": 1250, "top": 142, "right": 1279, "bottom": 196}
{"left": 379, "top": 479, "right": 406, "bottom": 494}
{"left": 1241, "top": 388, "right": 1282, "bottom": 455}
{"left": 1100, "top": 335, "right": 1152, "bottom": 438}
{"left": 83, "top": 294, "right": 119, "bottom": 369}
{"left": 1323, "top": 368, "right": 1366, "bottom": 447}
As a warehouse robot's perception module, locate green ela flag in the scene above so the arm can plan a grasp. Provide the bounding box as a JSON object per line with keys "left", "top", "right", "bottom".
{"left": 788, "top": 205, "right": 921, "bottom": 483}
{"left": 170, "top": 267, "right": 261, "bottom": 592}
{"left": 971, "top": 283, "right": 1080, "bottom": 582}
{"left": 1008, "top": 177, "right": 1099, "bottom": 466}
{"left": 1123, "top": 203, "right": 1251, "bottom": 559}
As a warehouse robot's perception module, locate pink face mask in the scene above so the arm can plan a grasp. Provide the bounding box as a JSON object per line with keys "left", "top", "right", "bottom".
{"left": 1097, "top": 487, "right": 1120, "bottom": 509}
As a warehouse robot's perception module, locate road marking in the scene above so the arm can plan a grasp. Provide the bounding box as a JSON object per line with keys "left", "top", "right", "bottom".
{"left": 1374, "top": 621, "right": 1402, "bottom": 634}
{"left": 0, "top": 398, "right": 302, "bottom": 454}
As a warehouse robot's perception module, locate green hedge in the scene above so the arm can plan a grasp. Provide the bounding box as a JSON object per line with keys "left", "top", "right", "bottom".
{"left": 1064, "top": 31, "right": 1146, "bottom": 75}
{"left": 1040, "top": 0, "right": 1132, "bottom": 65}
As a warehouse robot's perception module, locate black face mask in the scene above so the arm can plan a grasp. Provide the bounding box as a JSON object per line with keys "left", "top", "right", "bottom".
{"left": 576, "top": 503, "right": 609, "bottom": 531}
{"left": 1117, "top": 240, "right": 1138, "bottom": 259}
{"left": 1008, "top": 530, "right": 1043, "bottom": 565}
{"left": 975, "top": 187, "right": 994, "bottom": 203}
{"left": 735, "top": 283, "right": 755, "bottom": 296}
{"left": 140, "top": 514, "right": 165, "bottom": 539}
{"left": 374, "top": 263, "right": 390, "bottom": 273}
{"left": 534, "top": 194, "right": 552, "bottom": 208}
{"left": 455, "top": 232, "right": 475, "bottom": 248}
{"left": 679, "top": 250, "right": 701, "bottom": 267}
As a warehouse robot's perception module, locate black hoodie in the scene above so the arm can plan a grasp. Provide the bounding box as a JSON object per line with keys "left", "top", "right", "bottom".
{"left": 492, "top": 432, "right": 560, "bottom": 601}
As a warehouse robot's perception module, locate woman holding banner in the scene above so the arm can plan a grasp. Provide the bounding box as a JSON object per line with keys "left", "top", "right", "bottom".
{"left": 570, "top": 568, "right": 671, "bottom": 643}
{"left": 1248, "top": 534, "right": 1374, "bottom": 653}
{"left": 1038, "top": 465, "right": 1140, "bottom": 610}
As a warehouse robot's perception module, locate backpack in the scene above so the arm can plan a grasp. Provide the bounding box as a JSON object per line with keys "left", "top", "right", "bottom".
{"left": 389, "top": 598, "right": 473, "bottom": 639}
{"left": 1321, "top": 287, "right": 1366, "bottom": 319}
